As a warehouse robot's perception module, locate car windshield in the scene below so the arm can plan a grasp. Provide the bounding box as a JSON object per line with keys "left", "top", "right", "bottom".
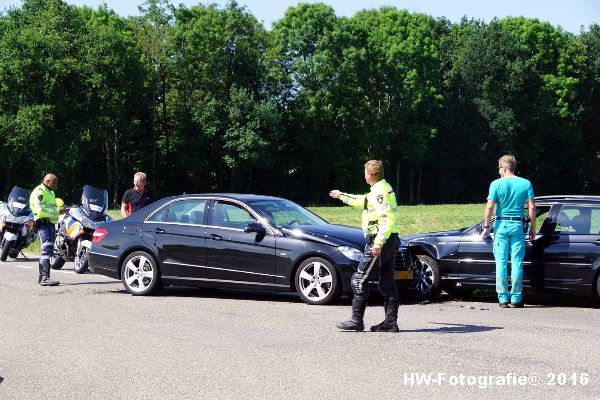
{"left": 248, "top": 199, "right": 328, "bottom": 227}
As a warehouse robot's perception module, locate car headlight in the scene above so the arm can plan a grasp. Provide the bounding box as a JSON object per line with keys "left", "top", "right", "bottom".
{"left": 338, "top": 246, "right": 363, "bottom": 261}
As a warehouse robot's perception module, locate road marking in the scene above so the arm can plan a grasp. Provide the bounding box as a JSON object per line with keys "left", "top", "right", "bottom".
{"left": 15, "top": 265, "right": 33, "bottom": 269}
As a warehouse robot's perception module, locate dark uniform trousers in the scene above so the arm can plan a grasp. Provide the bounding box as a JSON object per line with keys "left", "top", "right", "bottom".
{"left": 351, "top": 233, "right": 400, "bottom": 321}
{"left": 37, "top": 221, "right": 55, "bottom": 282}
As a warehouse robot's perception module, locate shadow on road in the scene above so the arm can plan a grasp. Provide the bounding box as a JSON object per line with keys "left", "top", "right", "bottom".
{"left": 155, "top": 287, "right": 305, "bottom": 304}
{"left": 399, "top": 322, "right": 503, "bottom": 334}
{"left": 59, "top": 281, "right": 120, "bottom": 286}
{"left": 437, "top": 290, "right": 600, "bottom": 309}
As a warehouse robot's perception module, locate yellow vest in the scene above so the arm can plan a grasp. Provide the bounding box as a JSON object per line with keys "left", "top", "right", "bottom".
{"left": 339, "top": 179, "right": 399, "bottom": 245}
{"left": 29, "top": 184, "right": 59, "bottom": 223}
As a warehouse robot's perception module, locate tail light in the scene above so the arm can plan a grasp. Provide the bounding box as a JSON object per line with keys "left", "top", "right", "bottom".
{"left": 92, "top": 228, "right": 108, "bottom": 243}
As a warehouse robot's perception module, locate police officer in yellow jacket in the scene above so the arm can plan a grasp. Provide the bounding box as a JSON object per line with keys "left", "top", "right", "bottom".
{"left": 330, "top": 160, "right": 401, "bottom": 332}
{"left": 30, "top": 174, "right": 64, "bottom": 286}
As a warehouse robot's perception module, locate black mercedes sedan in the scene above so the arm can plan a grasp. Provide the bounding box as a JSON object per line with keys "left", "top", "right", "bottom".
{"left": 399, "top": 195, "right": 600, "bottom": 301}
{"left": 89, "top": 194, "right": 413, "bottom": 305}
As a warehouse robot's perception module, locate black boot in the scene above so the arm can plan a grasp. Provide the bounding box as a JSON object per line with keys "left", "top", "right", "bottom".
{"left": 39, "top": 276, "right": 60, "bottom": 286}
{"left": 336, "top": 319, "right": 364, "bottom": 331}
{"left": 370, "top": 298, "right": 400, "bottom": 332}
{"left": 337, "top": 295, "right": 367, "bottom": 331}
{"left": 39, "top": 259, "right": 60, "bottom": 286}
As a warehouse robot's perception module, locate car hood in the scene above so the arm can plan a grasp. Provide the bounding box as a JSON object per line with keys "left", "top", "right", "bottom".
{"left": 402, "top": 229, "right": 465, "bottom": 243}
{"left": 281, "top": 224, "right": 366, "bottom": 249}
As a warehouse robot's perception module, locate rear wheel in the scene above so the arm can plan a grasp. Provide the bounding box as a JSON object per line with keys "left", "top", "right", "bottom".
{"left": 0, "top": 239, "right": 14, "bottom": 261}
{"left": 121, "top": 251, "right": 161, "bottom": 296}
{"left": 295, "top": 257, "right": 341, "bottom": 305}
{"left": 414, "top": 254, "right": 442, "bottom": 300}
{"left": 50, "top": 232, "right": 66, "bottom": 270}
{"left": 595, "top": 273, "right": 600, "bottom": 303}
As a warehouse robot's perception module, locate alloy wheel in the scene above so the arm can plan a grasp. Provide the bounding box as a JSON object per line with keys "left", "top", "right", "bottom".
{"left": 297, "top": 261, "right": 334, "bottom": 302}
{"left": 123, "top": 254, "right": 155, "bottom": 294}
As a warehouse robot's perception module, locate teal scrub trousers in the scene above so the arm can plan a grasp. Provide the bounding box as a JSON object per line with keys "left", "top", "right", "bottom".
{"left": 493, "top": 220, "right": 525, "bottom": 304}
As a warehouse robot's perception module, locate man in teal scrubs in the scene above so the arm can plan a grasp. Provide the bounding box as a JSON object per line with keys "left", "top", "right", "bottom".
{"left": 482, "top": 155, "right": 536, "bottom": 308}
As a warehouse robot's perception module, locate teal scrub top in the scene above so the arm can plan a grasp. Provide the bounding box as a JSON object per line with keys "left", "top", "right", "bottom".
{"left": 487, "top": 176, "right": 535, "bottom": 217}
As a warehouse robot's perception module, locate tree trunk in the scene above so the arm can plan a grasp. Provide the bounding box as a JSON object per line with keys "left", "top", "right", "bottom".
{"left": 395, "top": 157, "right": 400, "bottom": 198}
{"left": 105, "top": 137, "right": 113, "bottom": 207}
{"left": 453, "top": 165, "right": 461, "bottom": 203}
{"left": 408, "top": 166, "right": 414, "bottom": 205}
{"left": 4, "top": 164, "right": 12, "bottom": 198}
{"left": 416, "top": 164, "right": 423, "bottom": 204}
{"left": 113, "top": 129, "right": 120, "bottom": 208}
{"left": 162, "top": 72, "right": 168, "bottom": 164}
{"left": 247, "top": 165, "right": 253, "bottom": 192}
{"left": 230, "top": 166, "right": 235, "bottom": 193}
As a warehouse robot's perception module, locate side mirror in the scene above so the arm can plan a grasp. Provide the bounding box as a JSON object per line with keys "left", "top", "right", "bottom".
{"left": 244, "top": 222, "right": 266, "bottom": 234}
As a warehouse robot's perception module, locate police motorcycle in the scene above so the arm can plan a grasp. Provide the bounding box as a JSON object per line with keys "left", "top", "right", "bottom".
{"left": 50, "top": 185, "right": 111, "bottom": 273}
{"left": 0, "top": 186, "right": 36, "bottom": 261}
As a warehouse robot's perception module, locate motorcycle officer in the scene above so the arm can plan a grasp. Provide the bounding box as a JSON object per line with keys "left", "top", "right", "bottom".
{"left": 330, "top": 160, "right": 401, "bottom": 332}
{"left": 29, "top": 174, "right": 67, "bottom": 286}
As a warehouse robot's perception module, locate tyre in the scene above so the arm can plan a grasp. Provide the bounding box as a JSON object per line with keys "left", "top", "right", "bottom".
{"left": 595, "top": 273, "right": 600, "bottom": 303}
{"left": 295, "top": 257, "right": 341, "bottom": 305}
{"left": 73, "top": 244, "right": 89, "bottom": 274}
{"left": 414, "top": 254, "right": 442, "bottom": 300}
{"left": 50, "top": 232, "right": 66, "bottom": 270}
{"left": 121, "top": 251, "right": 161, "bottom": 296}
{"left": 1, "top": 239, "right": 14, "bottom": 261}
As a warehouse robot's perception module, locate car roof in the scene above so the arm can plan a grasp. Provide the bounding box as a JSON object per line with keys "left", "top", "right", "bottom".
{"left": 159, "top": 193, "right": 289, "bottom": 203}
{"left": 535, "top": 195, "right": 600, "bottom": 205}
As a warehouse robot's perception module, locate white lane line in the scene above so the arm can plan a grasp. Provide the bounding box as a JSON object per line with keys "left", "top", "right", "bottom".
{"left": 15, "top": 265, "right": 33, "bottom": 269}
{"left": 52, "top": 269, "right": 75, "bottom": 274}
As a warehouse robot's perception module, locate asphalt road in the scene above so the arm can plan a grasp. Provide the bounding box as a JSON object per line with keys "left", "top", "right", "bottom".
{"left": 1, "top": 257, "right": 599, "bottom": 400}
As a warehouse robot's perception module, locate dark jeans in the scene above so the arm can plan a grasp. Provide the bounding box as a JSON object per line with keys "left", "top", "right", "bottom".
{"left": 37, "top": 221, "right": 55, "bottom": 282}
{"left": 350, "top": 233, "right": 400, "bottom": 321}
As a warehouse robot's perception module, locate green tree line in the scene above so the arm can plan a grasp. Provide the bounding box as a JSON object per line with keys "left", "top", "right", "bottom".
{"left": 1, "top": 0, "right": 598, "bottom": 205}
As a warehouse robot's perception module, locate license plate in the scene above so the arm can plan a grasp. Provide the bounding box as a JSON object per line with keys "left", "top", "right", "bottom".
{"left": 395, "top": 270, "right": 413, "bottom": 280}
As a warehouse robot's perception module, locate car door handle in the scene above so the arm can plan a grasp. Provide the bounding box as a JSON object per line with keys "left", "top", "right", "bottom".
{"left": 155, "top": 228, "right": 166, "bottom": 234}
{"left": 209, "top": 234, "right": 223, "bottom": 241}
{"left": 595, "top": 239, "right": 600, "bottom": 246}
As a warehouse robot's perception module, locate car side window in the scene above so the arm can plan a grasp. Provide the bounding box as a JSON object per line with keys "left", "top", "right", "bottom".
{"left": 554, "top": 205, "right": 596, "bottom": 235}
{"left": 212, "top": 201, "right": 256, "bottom": 229}
{"left": 148, "top": 199, "right": 207, "bottom": 224}
{"left": 592, "top": 209, "right": 600, "bottom": 235}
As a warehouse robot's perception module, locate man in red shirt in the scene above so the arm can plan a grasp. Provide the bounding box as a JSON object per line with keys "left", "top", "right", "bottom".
{"left": 120, "top": 172, "right": 154, "bottom": 217}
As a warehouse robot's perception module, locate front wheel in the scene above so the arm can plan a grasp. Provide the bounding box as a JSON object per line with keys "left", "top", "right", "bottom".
{"left": 295, "top": 257, "right": 341, "bottom": 305}
{"left": 414, "top": 254, "right": 442, "bottom": 300}
{"left": 73, "top": 244, "right": 89, "bottom": 274}
{"left": 50, "top": 232, "right": 66, "bottom": 270}
{"left": 0, "top": 239, "right": 15, "bottom": 261}
{"left": 121, "top": 251, "right": 161, "bottom": 296}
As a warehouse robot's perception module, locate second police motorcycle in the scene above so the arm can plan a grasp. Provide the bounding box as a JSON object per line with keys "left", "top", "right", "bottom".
{"left": 0, "top": 186, "right": 36, "bottom": 261}
{"left": 51, "top": 185, "right": 112, "bottom": 273}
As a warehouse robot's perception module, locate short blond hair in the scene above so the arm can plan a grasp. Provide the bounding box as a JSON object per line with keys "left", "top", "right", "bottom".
{"left": 134, "top": 172, "right": 147, "bottom": 183}
{"left": 364, "top": 160, "right": 384, "bottom": 181}
{"left": 498, "top": 155, "right": 516, "bottom": 172}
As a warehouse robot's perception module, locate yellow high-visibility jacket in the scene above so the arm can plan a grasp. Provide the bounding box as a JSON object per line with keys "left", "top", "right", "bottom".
{"left": 338, "top": 179, "right": 399, "bottom": 246}
{"left": 29, "top": 184, "right": 59, "bottom": 223}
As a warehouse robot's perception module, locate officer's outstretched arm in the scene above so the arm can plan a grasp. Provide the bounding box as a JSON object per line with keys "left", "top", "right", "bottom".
{"left": 338, "top": 193, "right": 365, "bottom": 209}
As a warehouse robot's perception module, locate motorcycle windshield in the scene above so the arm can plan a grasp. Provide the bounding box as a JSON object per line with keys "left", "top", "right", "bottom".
{"left": 81, "top": 185, "right": 108, "bottom": 221}
{"left": 7, "top": 186, "right": 32, "bottom": 217}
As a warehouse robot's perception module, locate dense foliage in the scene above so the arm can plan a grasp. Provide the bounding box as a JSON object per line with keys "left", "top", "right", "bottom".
{"left": 1, "top": 0, "right": 598, "bottom": 205}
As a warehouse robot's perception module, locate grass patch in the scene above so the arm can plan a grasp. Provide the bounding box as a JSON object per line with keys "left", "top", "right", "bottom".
{"left": 24, "top": 205, "right": 484, "bottom": 255}
{"left": 309, "top": 204, "right": 484, "bottom": 236}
